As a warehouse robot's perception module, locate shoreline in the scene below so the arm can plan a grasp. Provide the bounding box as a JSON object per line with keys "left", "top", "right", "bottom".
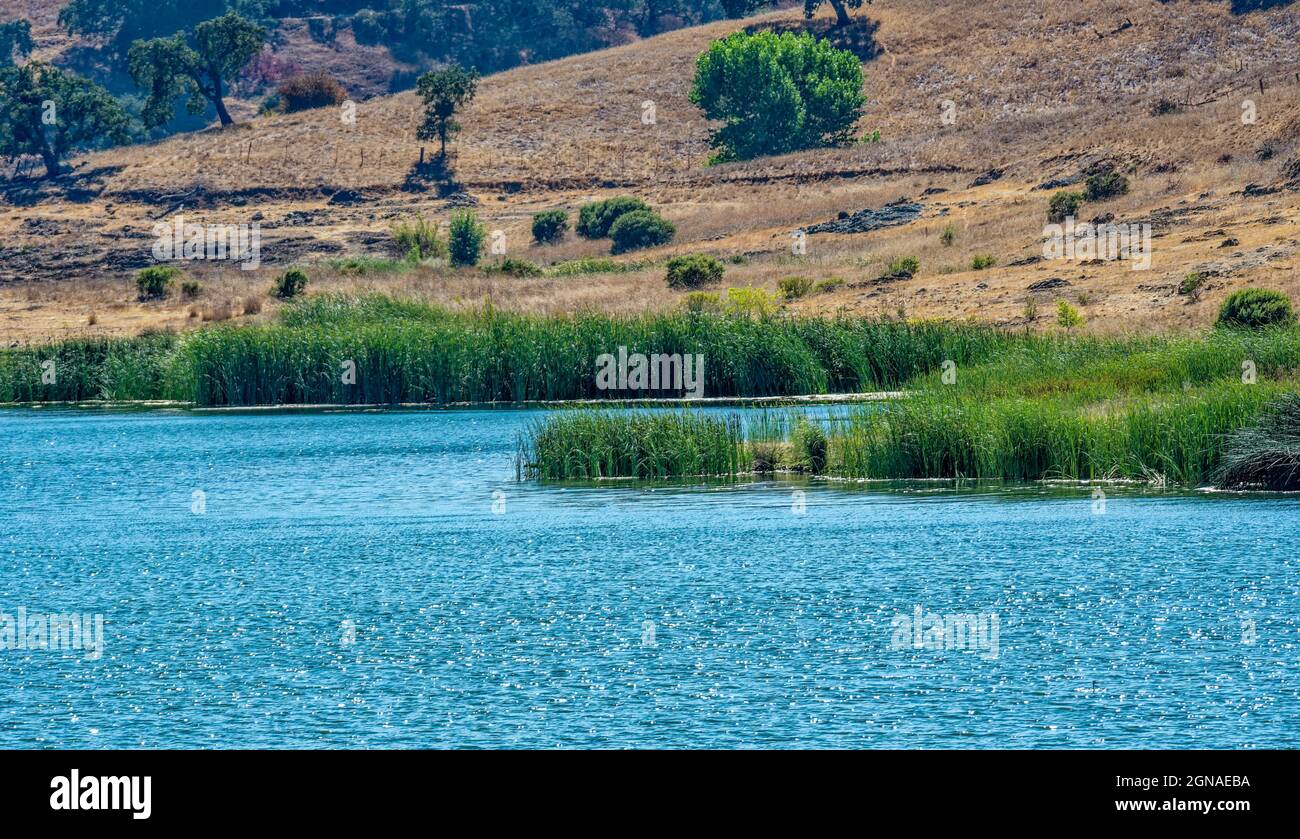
{"left": 0, "top": 391, "right": 906, "bottom": 412}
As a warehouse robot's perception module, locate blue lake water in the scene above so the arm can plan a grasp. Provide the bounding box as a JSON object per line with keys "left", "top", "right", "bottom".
{"left": 1, "top": 407, "right": 1296, "bottom": 748}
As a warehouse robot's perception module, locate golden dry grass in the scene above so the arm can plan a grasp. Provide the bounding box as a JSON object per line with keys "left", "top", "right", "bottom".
{"left": 4, "top": 1, "right": 1300, "bottom": 341}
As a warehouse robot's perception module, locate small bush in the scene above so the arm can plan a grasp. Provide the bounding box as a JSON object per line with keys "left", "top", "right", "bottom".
{"left": 180, "top": 280, "right": 203, "bottom": 299}
{"left": 531, "top": 210, "right": 568, "bottom": 244}
{"left": 940, "top": 224, "right": 955, "bottom": 246}
{"left": 273, "top": 268, "right": 309, "bottom": 299}
{"left": 576, "top": 196, "right": 650, "bottom": 238}
{"left": 484, "top": 257, "right": 543, "bottom": 277}
{"left": 666, "top": 253, "right": 725, "bottom": 289}
{"left": 1216, "top": 288, "right": 1296, "bottom": 329}
{"left": 448, "top": 210, "right": 486, "bottom": 267}
{"left": 725, "top": 286, "right": 778, "bottom": 318}
{"left": 814, "top": 277, "right": 845, "bottom": 293}
{"left": 1056, "top": 299, "right": 1084, "bottom": 331}
{"left": 1084, "top": 171, "right": 1129, "bottom": 201}
{"left": 778, "top": 276, "right": 815, "bottom": 300}
{"left": 391, "top": 216, "right": 446, "bottom": 261}
{"left": 1047, "top": 190, "right": 1085, "bottom": 223}
{"left": 791, "top": 418, "right": 828, "bottom": 474}
{"left": 135, "top": 266, "right": 180, "bottom": 300}
{"left": 681, "top": 291, "right": 723, "bottom": 313}
{"left": 609, "top": 210, "right": 675, "bottom": 254}
{"left": 1179, "top": 272, "right": 1207, "bottom": 301}
{"left": 882, "top": 256, "right": 920, "bottom": 280}
{"left": 276, "top": 72, "right": 348, "bottom": 113}
{"left": 970, "top": 254, "right": 997, "bottom": 271}
{"left": 1150, "top": 98, "right": 1181, "bottom": 116}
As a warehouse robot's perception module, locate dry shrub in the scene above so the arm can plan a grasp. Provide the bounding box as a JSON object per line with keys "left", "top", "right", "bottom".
{"left": 277, "top": 72, "right": 348, "bottom": 113}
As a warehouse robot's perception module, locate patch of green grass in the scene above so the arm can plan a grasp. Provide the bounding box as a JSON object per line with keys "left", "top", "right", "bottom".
{"left": 519, "top": 410, "right": 743, "bottom": 480}
{"left": 545, "top": 257, "right": 644, "bottom": 277}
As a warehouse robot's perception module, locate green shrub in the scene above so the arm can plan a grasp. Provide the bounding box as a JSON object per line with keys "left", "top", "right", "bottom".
{"left": 273, "top": 268, "right": 309, "bottom": 299}
{"left": 1216, "top": 288, "right": 1296, "bottom": 329}
{"left": 883, "top": 256, "right": 920, "bottom": 280}
{"left": 689, "top": 30, "right": 866, "bottom": 162}
{"left": 940, "top": 224, "right": 955, "bottom": 246}
{"left": 609, "top": 210, "right": 675, "bottom": 254}
{"left": 778, "top": 276, "right": 815, "bottom": 300}
{"left": 1084, "top": 171, "right": 1129, "bottom": 201}
{"left": 1056, "top": 299, "right": 1084, "bottom": 331}
{"left": 484, "top": 257, "right": 543, "bottom": 277}
{"left": 135, "top": 266, "right": 180, "bottom": 300}
{"left": 531, "top": 210, "right": 568, "bottom": 244}
{"left": 725, "top": 286, "right": 778, "bottom": 318}
{"left": 391, "top": 216, "right": 446, "bottom": 261}
{"left": 970, "top": 254, "right": 997, "bottom": 271}
{"left": 1047, "top": 190, "right": 1085, "bottom": 223}
{"left": 791, "top": 418, "right": 828, "bottom": 474}
{"left": 1179, "top": 272, "right": 1207, "bottom": 301}
{"left": 180, "top": 279, "right": 203, "bottom": 299}
{"left": 576, "top": 196, "right": 650, "bottom": 238}
{"left": 448, "top": 210, "right": 486, "bottom": 267}
{"left": 814, "top": 277, "right": 845, "bottom": 293}
{"left": 665, "top": 253, "right": 724, "bottom": 289}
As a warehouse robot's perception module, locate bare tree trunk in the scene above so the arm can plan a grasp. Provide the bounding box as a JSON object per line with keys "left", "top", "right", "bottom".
{"left": 828, "top": 0, "right": 852, "bottom": 26}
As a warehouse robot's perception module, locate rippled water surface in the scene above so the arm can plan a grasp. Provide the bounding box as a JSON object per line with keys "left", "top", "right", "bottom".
{"left": 1, "top": 407, "right": 1296, "bottom": 748}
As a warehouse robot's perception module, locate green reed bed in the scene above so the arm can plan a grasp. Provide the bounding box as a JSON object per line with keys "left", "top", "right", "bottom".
{"left": 523, "top": 326, "right": 1300, "bottom": 486}
{"left": 0, "top": 334, "right": 185, "bottom": 403}
{"left": 519, "top": 410, "right": 744, "bottom": 480}
{"left": 185, "top": 295, "right": 1016, "bottom": 406}
{"left": 1, "top": 295, "right": 1016, "bottom": 406}
{"left": 834, "top": 383, "right": 1284, "bottom": 484}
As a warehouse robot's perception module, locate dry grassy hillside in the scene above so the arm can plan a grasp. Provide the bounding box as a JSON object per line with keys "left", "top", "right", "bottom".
{"left": 4, "top": 0, "right": 1300, "bottom": 341}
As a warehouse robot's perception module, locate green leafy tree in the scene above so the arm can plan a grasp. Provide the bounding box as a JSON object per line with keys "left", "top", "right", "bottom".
{"left": 128, "top": 12, "right": 267, "bottom": 128}
{"left": 0, "top": 61, "right": 129, "bottom": 177}
{"left": 0, "top": 20, "right": 33, "bottom": 67}
{"left": 416, "top": 64, "right": 480, "bottom": 160}
{"left": 690, "top": 30, "right": 866, "bottom": 162}
{"left": 804, "top": 0, "right": 869, "bottom": 27}
{"left": 58, "top": 0, "right": 264, "bottom": 57}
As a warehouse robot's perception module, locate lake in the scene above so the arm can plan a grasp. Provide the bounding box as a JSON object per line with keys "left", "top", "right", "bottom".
{"left": 1, "top": 407, "right": 1296, "bottom": 748}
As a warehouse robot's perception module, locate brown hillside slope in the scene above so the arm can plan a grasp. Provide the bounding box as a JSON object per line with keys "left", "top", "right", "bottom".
{"left": 4, "top": 1, "right": 1300, "bottom": 340}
